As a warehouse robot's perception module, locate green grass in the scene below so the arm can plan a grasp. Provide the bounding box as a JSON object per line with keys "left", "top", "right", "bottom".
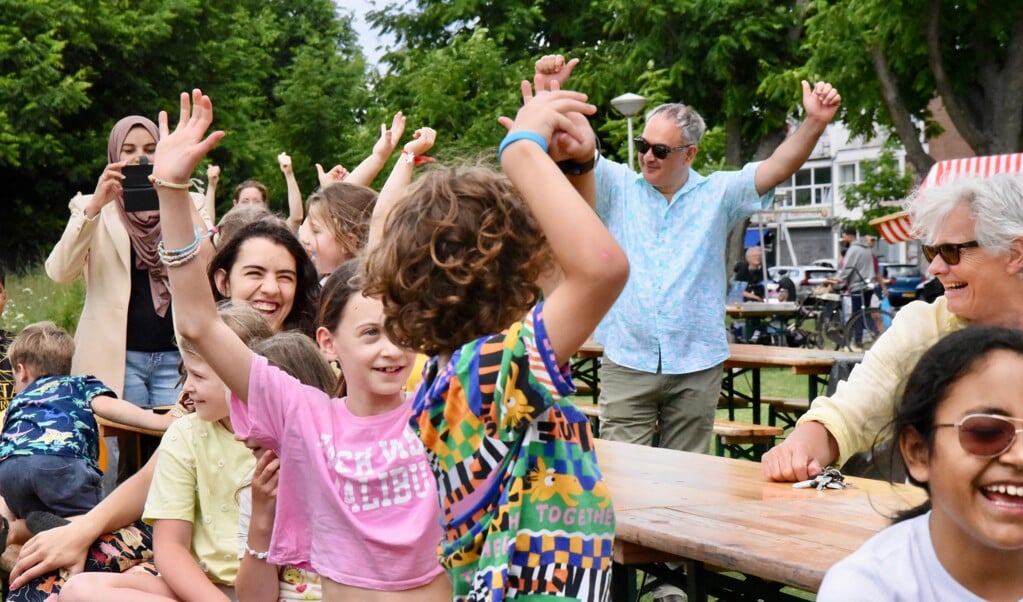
{"left": 1, "top": 264, "right": 85, "bottom": 335}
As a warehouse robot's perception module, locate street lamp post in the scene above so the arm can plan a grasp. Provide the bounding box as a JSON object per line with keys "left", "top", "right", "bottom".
{"left": 610, "top": 92, "right": 647, "bottom": 171}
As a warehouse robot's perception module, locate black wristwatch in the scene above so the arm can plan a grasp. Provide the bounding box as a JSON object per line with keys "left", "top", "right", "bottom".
{"left": 558, "top": 149, "right": 599, "bottom": 176}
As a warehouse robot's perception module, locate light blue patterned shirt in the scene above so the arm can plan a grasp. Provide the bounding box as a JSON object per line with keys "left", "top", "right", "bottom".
{"left": 593, "top": 157, "right": 774, "bottom": 374}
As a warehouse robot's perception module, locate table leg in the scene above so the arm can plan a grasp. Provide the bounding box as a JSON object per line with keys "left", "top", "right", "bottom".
{"left": 751, "top": 368, "right": 761, "bottom": 425}
{"left": 685, "top": 559, "right": 709, "bottom": 602}
{"left": 611, "top": 562, "right": 635, "bottom": 601}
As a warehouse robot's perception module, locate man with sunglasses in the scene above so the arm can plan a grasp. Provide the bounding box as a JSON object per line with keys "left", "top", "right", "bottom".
{"left": 534, "top": 56, "right": 842, "bottom": 459}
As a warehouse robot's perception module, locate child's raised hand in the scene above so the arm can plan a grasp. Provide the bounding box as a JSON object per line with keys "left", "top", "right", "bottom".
{"left": 498, "top": 82, "right": 596, "bottom": 148}
{"left": 403, "top": 127, "right": 437, "bottom": 157}
{"left": 316, "top": 163, "right": 350, "bottom": 188}
{"left": 533, "top": 55, "right": 579, "bottom": 91}
{"left": 277, "top": 152, "right": 293, "bottom": 175}
{"left": 251, "top": 448, "right": 280, "bottom": 519}
{"left": 154, "top": 89, "right": 225, "bottom": 185}
{"left": 372, "top": 111, "right": 407, "bottom": 158}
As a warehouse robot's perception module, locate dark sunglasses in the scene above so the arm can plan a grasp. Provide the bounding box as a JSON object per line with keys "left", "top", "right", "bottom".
{"left": 936, "top": 414, "right": 1023, "bottom": 457}
{"left": 921, "top": 240, "right": 980, "bottom": 265}
{"left": 633, "top": 137, "right": 692, "bottom": 160}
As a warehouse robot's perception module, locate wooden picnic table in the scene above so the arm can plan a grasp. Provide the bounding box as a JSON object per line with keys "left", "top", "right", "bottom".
{"left": 597, "top": 439, "right": 924, "bottom": 600}
{"left": 97, "top": 412, "right": 169, "bottom": 474}
{"left": 571, "top": 342, "right": 863, "bottom": 425}
{"left": 723, "top": 344, "right": 863, "bottom": 424}
{"left": 725, "top": 302, "right": 799, "bottom": 319}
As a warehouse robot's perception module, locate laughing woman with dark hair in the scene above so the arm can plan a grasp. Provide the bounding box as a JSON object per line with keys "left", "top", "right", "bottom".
{"left": 206, "top": 217, "right": 320, "bottom": 337}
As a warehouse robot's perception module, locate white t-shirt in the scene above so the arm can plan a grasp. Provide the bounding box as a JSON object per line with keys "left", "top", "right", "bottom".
{"left": 818, "top": 512, "right": 996, "bottom": 601}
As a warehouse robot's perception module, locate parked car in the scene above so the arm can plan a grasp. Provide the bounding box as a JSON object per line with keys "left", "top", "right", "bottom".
{"left": 915, "top": 274, "right": 945, "bottom": 303}
{"left": 768, "top": 265, "right": 838, "bottom": 301}
{"left": 879, "top": 262, "right": 925, "bottom": 307}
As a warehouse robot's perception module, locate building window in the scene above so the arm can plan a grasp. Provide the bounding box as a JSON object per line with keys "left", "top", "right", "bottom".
{"left": 776, "top": 165, "right": 833, "bottom": 207}
{"left": 839, "top": 162, "right": 859, "bottom": 184}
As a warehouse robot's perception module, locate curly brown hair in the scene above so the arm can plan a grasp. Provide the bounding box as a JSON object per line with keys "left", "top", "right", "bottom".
{"left": 363, "top": 166, "right": 551, "bottom": 356}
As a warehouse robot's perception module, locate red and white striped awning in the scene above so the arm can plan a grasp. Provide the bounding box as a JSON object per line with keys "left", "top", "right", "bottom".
{"left": 870, "top": 210, "right": 913, "bottom": 244}
{"left": 869, "top": 153, "right": 1023, "bottom": 243}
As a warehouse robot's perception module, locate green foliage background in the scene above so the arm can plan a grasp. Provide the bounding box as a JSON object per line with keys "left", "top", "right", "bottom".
{"left": 2, "top": 0, "right": 1019, "bottom": 270}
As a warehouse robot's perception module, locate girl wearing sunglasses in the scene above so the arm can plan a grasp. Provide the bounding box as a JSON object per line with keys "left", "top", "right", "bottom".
{"left": 819, "top": 326, "right": 1023, "bottom": 601}
{"left": 764, "top": 173, "right": 1023, "bottom": 483}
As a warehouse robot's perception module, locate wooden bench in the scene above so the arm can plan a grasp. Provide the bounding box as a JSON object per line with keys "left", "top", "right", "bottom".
{"left": 572, "top": 403, "right": 782, "bottom": 460}
{"left": 713, "top": 419, "right": 784, "bottom": 460}
{"left": 761, "top": 396, "right": 811, "bottom": 429}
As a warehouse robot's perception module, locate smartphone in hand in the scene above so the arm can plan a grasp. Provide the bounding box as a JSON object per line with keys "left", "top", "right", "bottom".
{"left": 122, "top": 163, "right": 160, "bottom": 212}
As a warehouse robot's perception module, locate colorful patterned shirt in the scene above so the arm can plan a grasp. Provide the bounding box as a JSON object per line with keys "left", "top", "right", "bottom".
{"left": 0, "top": 329, "right": 13, "bottom": 419}
{"left": 593, "top": 157, "right": 774, "bottom": 374}
{"left": 0, "top": 375, "right": 112, "bottom": 471}
{"left": 412, "top": 303, "right": 614, "bottom": 601}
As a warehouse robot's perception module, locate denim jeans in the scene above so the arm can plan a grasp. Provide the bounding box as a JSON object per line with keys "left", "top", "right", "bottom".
{"left": 850, "top": 289, "right": 878, "bottom": 344}
{"left": 122, "top": 349, "right": 182, "bottom": 409}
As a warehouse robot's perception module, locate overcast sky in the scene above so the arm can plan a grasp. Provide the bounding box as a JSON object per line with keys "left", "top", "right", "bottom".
{"left": 338, "top": 0, "right": 396, "bottom": 65}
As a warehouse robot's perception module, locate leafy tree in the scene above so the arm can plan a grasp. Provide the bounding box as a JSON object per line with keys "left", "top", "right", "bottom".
{"left": 839, "top": 141, "right": 914, "bottom": 236}
{"left": 0, "top": 0, "right": 369, "bottom": 265}
{"left": 803, "top": 0, "right": 1023, "bottom": 178}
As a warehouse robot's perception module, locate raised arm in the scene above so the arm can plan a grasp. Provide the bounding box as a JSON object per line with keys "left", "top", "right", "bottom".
{"left": 152, "top": 90, "right": 253, "bottom": 400}
{"left": 205, "top": 164, "right": 220, "bottom": 224}
{"left": 367, "top": 123, "right": 435, "bottom": 252}
{"left": 345, "top": 111, "right": 406, "bottom": 187}
{"left": 277, "top": 152, "right": 303, "bottom": 233}
{"left": 44, "top": 159, "right": 130, "bottom": 282}
{"left": 498, "top": 86, "right": 629, "bottom": 365}
{"left": 754, "top": 80, "right": 841, "bottom": 195}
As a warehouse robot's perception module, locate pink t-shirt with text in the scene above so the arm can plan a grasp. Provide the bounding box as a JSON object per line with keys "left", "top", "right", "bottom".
{"left": 231, "top": 354, "right": 443, "bottom": 590}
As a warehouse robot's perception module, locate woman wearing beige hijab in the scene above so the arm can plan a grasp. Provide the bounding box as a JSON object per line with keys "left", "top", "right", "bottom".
{"left": 46, "top": 116, "right": 211, "bottom": 408}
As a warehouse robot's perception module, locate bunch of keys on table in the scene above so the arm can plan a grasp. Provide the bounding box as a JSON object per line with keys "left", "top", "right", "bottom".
{"left": 793, "top": 466, "right": 852, "bottom": 490}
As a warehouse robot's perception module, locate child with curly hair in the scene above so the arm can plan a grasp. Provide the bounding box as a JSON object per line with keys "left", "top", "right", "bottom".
{"left": 362, "top": 86, "right": 629, "bottom": 599}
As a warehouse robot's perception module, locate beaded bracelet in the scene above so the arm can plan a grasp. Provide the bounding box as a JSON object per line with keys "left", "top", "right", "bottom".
{"left": 159, "top": 244, "right": 202, "bottom": 267}
{"left": 158, "top": 226, "right": 217, "bottom": 267}
{"left": 245, "top": 544, "right": 269, "bottom": 560}
{"left": 497, "top": 131, "right": 548, "bottom": 160}
{"left": 148, "top": 174, "right": 192, "bottom": 190}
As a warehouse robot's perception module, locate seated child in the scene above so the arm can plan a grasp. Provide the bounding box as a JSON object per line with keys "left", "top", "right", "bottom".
{"left": 819, "top": 326, "right": 1023, "bottom": 601}
{"left": 0, "top": 321, "right": 171, "bottom": 551}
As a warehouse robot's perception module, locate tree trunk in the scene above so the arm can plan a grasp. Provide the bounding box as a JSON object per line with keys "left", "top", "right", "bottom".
{"left": 925, "top": 0, "right": 987, "bottom": 152}
{"left": 869, "top": 45, "right": 934, "bottom": 179}
{"left": 725, "top": 114, "right": 744, "bottom": 167}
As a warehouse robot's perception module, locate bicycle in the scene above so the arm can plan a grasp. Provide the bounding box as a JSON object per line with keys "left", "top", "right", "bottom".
{"left": 778, "top": 289, "right": 843, "bottom": 349}
{"left": 832, "top": 267, "right": 895, "bottom": 352}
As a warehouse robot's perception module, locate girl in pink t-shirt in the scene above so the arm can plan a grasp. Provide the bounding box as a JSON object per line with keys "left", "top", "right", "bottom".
{"left": 150, "top": 90, "right": 449, "bottom": 601}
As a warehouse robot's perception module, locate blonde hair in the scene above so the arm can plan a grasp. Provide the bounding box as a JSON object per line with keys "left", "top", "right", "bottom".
{"left": 9, "top": 321, "right": 75, "bottom": 378}
{"left": 177, "top": 300, "right": 274, "bottom": 357}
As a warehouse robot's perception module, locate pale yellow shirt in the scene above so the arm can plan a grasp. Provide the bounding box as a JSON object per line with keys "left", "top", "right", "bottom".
{"left": 797, "top": 297, "right": 966, "bottom": 465}
{"left": 145, "top": 414, "right": 256, "bottom": 585}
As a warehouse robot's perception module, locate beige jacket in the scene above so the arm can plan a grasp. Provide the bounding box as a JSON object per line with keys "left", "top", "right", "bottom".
{"left": 45, "top": 192, "right": 211, "bottom": 397}
{"left": 797, "top": 296, "right": 966, "bottom": 465}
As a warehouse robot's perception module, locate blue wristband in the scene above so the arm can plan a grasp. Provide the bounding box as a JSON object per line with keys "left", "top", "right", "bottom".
{"left": 498, "top": 131, "right": 549, "bottom": 160}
